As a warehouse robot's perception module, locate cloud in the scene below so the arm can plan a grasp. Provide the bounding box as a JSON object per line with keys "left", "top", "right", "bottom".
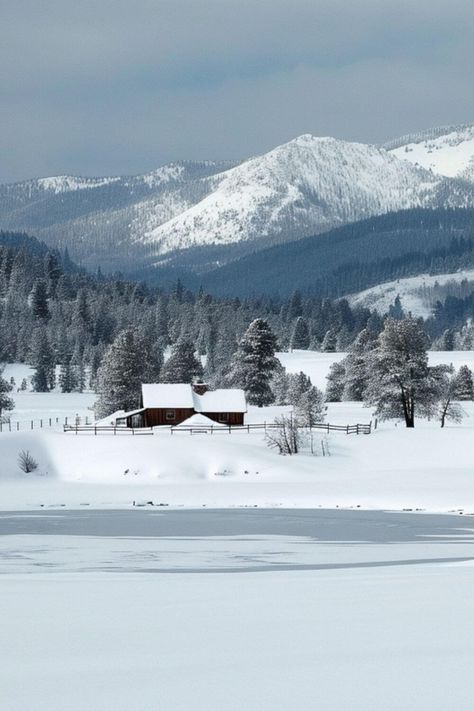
{"left": 1, "top": 0, "right": 473, "bottom": 181}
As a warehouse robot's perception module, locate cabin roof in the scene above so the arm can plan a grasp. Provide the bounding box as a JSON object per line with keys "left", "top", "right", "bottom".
{"left": 141, "top": 384, "right": 246, "bottom": 412}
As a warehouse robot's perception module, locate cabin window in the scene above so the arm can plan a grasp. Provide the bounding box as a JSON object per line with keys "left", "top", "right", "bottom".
{"left": 165, "top": 410, "right": 175, "bottom": 421}
{"left": 218, "top": 413, "right": 229, "bottom": 423}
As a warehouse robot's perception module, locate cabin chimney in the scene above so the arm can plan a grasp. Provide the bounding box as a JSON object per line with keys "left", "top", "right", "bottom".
{"left": 192, "top": 380, "right": 209, "bottom": 396}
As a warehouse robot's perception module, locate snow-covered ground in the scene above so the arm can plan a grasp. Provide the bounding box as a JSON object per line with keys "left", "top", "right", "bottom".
{"left": 1, "top": 352, "right": 474, "bottom": 512}
{"left": 388, "top": 123, "right": 474, "bottom": 180}
{"left": 2, "top": 508, "right": 474, "bottom": 711}
{"left": 348, "top": 270, "right": 474, "bottom": 318}
{"left": 3, "top": 352, "right": 474, "bottom": 710}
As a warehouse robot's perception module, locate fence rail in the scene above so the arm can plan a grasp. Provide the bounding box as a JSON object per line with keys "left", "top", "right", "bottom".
{"left": 63, "top": 424, "right": 154, "bottom": 435}
{"left": 170, "top": 422, "right": 372, "bottom": 435}
{"left": 61, "top": 421, "right": 372, "bottom": 436}
{"left": 0, "top": 415, "right": 92, "bottom": 433}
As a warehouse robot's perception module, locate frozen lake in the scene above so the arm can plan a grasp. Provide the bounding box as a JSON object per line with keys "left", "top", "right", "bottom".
{"left": 2, "top": 509, "right": 474, "bottom": 710}
{"left": 1, "top": 508, "right": 473, "bottom": 573}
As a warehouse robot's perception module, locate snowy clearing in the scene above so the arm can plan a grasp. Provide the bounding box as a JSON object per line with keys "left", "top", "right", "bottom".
{"left": 348, "top": 269, "right": 474, "bottom": 318}
{"left": 1, "top": 352, "right": 474, "bottom": 513}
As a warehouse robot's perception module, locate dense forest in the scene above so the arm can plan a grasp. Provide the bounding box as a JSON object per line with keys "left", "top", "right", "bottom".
{"left": 2, "top": 227, "right": 474, "bottom": 396}
{"left": 199, "top": 208, "right": 474, "bottom": 297}
{"left": 0, "top": 231, "right": 377, "bottom": 391}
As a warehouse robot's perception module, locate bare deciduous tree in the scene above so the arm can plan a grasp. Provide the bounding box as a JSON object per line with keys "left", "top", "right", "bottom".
{"left": 265, "top": 415, "right": 303, "bottom": 455}
{"left": 18, "top": 450, "right": 38, "bottom": 473}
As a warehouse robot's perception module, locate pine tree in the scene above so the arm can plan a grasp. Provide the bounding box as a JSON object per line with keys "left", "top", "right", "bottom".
{"left": 0, "top": 368, "right": 14, "bottom": 419}
{"left": 161, "top": 339, "right": 203, "bottom": 383}
{"left": 287, "top": 371, "right": 312, "bottom": 406}
{"left": 30, "top": 279, "right": 50, "bottom": 321}
{"left": 95, "top": 329, "right": 151, "bottom": 418}
{"left": 325, "top": 361, "right": 346, "bottom": 402}
{"left": 227, "top": 319, "right": 278, "bottom": 406}
{"left": 290, "top": 317, "right": 310, "bottom": 350}
{"left": 453, "top": 365, "right": 474, "bottom": 400}
{"left": 364, "top": 317, "right": 437, "bottom": 427}
{"left": 30, "top": 328, "right": 55, "bottom": 392}
{"left": 388, "top": 295, "right": 404, "bottom": 319}
{"left": 295, "top": 386, "right": 325, "bottom": 427}
{"left": 321, "top": 329, "right": 337, "bottom": 352}
{"left": 59, "top": 357, "right": 78, "bottom": 393}
{"left": 441, "top": 328, "right": 455, "bottom": 351}
{"left": 342, "top": 329, "right": 378, "bottom": 401}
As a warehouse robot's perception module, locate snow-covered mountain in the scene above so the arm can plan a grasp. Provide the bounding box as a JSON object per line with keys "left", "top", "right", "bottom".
{"left": 1, "top": 129, "right": 474, "bottom": 274}
{"left": 386, "top": 124, "right": 474, "bottom": 181}
{"left": 145, "top": 134, "right": 448, "bottom": 258}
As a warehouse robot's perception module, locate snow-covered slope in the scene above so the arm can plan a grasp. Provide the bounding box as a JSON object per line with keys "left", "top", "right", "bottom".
{"left": 1, "top": 129, "right": 474, "bottom": 273}
{"left": 145, "top": 135, "right": 447, "bottom": 256}
{"left": 386, "top": 124, "right": 474, "bottom": 181}
{"left": 348, "top": 269, "right": 474, "bottom": 318}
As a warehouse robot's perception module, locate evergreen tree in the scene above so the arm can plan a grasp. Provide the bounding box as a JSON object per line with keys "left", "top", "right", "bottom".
{"left": 453, "top": 365, "right": 474, "bottom": 400}
{"left": 342, "top": 329, "right": 378, "bottom": 401}
{"left": 0, "top": 367, "right": 14, "bottom": 419}
{"left": 321, "top": 329, "right": 337, "bottom": 352}
{"left": 295, "top": 386, "right": 325, "bottom": 427}
{"left": 59, "top": 357, "right": 78, "bottom": 393}
{"left": 161, "top": 339, "right": 203, "bottom": 383}
{"left": 94, "top": 329, "right": 151, "bottom": 418}
{"left": 364, "top": 317, "right": 438, "bottom": 428}
{"left": 287, "top": 371, "right": 312, "bottom": 406}
{"left": 227, "top": 319, "right": 278, "bottom": 406}
{"left": 30, "top": 279, "right": 50, "bottom": 321}
{"left": 388, "top": 294, "right": 404, "bottom": 319}
{"left": 325, "top": 361, "right": 346, "bottom": 402}
{"left": 30, "top": 328, "right": 55, "bottom": 392}
{"left": 290, "top": 317, "right": 310, "bottom": 350}
{"left": 441, "top": 328, "right": 455, "bottom": 351}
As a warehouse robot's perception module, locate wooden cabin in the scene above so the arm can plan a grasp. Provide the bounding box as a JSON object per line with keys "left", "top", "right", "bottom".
{"left": 118, "top": 382, "right": 247, "bottom": 428}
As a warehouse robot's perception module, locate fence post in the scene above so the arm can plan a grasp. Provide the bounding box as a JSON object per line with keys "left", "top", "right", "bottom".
{"left": 17, "top": 422, "right": 19, "bottom": 431}
{"left": 40, "top": 419, "right": 43, "bottom": 429}
{"left": 327, "top": 423, "right": 330, "bottom": 434}
{"left": 94, "top": 425, "right": 97, "bottom": 436}
{"left": 49, "top": 418, "right": 51, "bottom": 427}
{"left": 114, "top": 425, "right": 116, "bottom": 435}
{"left": 31, "top": 420, "right": 33, "bottom": 430}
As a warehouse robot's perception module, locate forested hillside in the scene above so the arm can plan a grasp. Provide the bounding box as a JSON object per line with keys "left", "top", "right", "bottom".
{"left": 3, "top": 226, "right": 474, "bottom": 397}
{"left": 201, "top": 208, "right": 474, "bottom": 297}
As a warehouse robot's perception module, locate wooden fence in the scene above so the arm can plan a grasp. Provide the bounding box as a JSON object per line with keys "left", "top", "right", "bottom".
{"left": 62, "top": 421, "right": 372, "bottom": 436}
{"left": 0, "top": 415, "right": 92, "bottom": 433}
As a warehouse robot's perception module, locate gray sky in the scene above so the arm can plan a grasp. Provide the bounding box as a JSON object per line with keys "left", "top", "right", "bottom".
{"left": 1, "top": 0, "right": 473, "bottom": 182}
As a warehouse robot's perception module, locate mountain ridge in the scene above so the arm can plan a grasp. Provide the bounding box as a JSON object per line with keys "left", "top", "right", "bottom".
{"left": 1, "top": 126, "right": 474, "bottom": 275}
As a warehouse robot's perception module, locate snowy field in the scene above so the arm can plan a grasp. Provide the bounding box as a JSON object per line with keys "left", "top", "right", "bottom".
{"left": 1, "top": 351, "right": 474, "bottom": 512}
{"left": 2, "top": 508, "right": 474, "bottom": 711}
{"left": 2, "top": 353, "right": 474, "bottom": 709}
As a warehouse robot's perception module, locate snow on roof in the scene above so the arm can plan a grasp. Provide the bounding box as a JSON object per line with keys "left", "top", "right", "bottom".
{"left": 193, "top": 389, "right": 247, "bottom": 413}
{"left": 174, "top": 413, "right": 227, "bottom": 428}
{"left": 141, "top": 384, "right": 246, "bottom": 412}
{"left": 141, "top": 384, "right": 194, "bottom": 409}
